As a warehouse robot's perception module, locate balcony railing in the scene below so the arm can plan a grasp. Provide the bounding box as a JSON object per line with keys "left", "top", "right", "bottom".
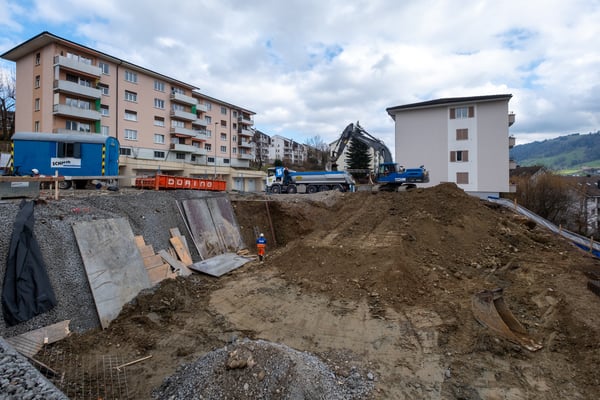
{"left": 238, "top": 128, "right": 254, "bottom": 137}
{"left": 192, "top": 118, "right": 208, "bottom": 128}
{"left": 170, "top": 92, "right": 198, "bottom": 106}
{"left": 170, "top": 143, "right": 205, "bottom": 154}
{"left": 509, "top": 112, "right": 516, "bottom": 127}
{"left": 238, "top": 115, "right": 254, "bottom": 125}
{"left": 54, "top": 80, "right": 101, "bottom": 99}
{"left": 238, "top": 153, "right": 254, "bottom": 160}
{"left": 53, "top": 104, "right": 101, "bottom": 120}
{"left": 238, "top": 140, "right": 254, "bottom": 149}
{"left": 170, "top": 109, "right": 197, "bottom": 122}
{"left": 170, "top": 126, "right": 197, "bottom": 137}
{"left": 509, "top": 136, "right": 516, "bottom": 148}
{"left": 54, "top": 55, "right": 101, "bottom": 77}
{"left": 509, "top": 159, "right": 517, "bottom": 169}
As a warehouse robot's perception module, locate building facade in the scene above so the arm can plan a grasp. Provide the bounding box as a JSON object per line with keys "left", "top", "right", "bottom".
{"left": 387, "top": 94, "right": 515, "bottom": 198}
{"left": 1, "top": 31, "right": 265, "bottom": 192}
{"left": 268, "top": 135, "right": 308, "bottom": 165}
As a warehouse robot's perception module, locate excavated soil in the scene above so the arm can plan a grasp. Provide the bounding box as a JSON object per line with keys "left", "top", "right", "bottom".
{"left": 26, "top": 184, "right": 600, "bottom": 398}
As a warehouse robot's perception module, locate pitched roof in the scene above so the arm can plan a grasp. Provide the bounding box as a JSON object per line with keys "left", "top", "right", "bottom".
{"left": 387, "top": 94, "right": 512, "bottom": 115}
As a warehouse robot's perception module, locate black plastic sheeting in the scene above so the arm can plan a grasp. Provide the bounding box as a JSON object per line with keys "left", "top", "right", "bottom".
{"left": 2, "top": 200, "right": 57, "bottom": 326}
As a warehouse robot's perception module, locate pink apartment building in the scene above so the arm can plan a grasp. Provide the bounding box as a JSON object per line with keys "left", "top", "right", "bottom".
{"left": 1, "top": 31, "right": 265, "bottom": 192}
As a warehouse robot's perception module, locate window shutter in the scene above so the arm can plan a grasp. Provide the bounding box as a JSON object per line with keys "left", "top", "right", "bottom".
{"left": 468, "top": 106, "right": 474, "bottom": 118}
{"left": 463, "top": 150, "right": 469, "bottom": 161}
{"left": 450, "top": 151, "right": 456, "bottom": 162}
{"left": 449, "top": 108, "right": 456, "bottom": 119}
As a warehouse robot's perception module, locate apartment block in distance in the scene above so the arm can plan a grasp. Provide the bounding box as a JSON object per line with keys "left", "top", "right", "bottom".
{"left": 387, "top": 94, "right": 516, "bottom": 198}
{"left": 0, "top": 31, "right": 265, "bottom": 192}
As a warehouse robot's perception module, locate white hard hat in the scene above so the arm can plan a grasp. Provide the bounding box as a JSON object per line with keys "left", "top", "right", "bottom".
{"left": 260, "top": 233, "right": 264, "bottom": 237}
{"left": 31, "top": 168, "right": 39, "bottom": 174}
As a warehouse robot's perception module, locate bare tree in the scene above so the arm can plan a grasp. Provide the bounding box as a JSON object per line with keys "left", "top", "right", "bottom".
{"left": 304, "top": 135, "right": 329, "bottom": 168}
{"left": 0, "top": 66, "right": 16, "bottom": 143}
{"left": 513, "top": 172, "right": 572, "bottom": 223}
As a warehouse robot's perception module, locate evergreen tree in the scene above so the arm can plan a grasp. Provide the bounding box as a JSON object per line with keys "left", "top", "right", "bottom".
{"left": 345, "top": 138, "right": 372, "bottom": 180}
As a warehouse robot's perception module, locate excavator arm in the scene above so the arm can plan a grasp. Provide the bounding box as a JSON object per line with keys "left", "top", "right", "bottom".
{"left": 329, "top": 122, "right": 394, "bottom": 170}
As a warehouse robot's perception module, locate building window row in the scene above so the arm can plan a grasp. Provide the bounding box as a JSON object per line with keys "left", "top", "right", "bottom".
{"left": 450, "top": 150, "right": 469, "bottom": 162}
{"left": 450, "top": 106, "right": 474, "bottom": 119}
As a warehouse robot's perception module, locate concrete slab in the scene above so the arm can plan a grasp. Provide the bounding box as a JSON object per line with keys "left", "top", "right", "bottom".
{"left": 72, "top": 218, "right": 151, "bottom": 329}
{"left": 182, "top": 196, "right": 244, "bottom": 259}
{"left": 188, "top": 252, "right": 254, "bottom": 277}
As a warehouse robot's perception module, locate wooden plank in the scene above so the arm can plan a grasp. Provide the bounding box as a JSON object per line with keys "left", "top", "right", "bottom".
{"left": 158, "top": 249, "right": 192, "bottom": 276}
{"left": 138, "top": 244, "right": 155, "bottom": 259}
{"left": 170, "top": 227, "right": 189, "bottom": 253}
{"left": 146, "top": 264, "right": 171, "bottom": 285}
{"left": 5, "top": 320, "right": 71, "bottom": 358}
{"left": 170, "top": 236, "right": 193, "bottom": 266}
{"left": 143, "top": 254, "right": 164, "bottom": 268}
{"left": 134, "top": 235, "right": 146, "bottom": 248}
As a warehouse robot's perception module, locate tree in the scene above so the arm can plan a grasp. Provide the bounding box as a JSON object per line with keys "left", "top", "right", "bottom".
{"left": 0, "top": 66, "right": 16, "bottom": 143}
{"left": 345, "top": 138, "right": 372, "bottom": 180}
{"left": 513, "top": 172, "right": 572, "bottom": 224}
{"left": 304, "top": 135, "right": 329, "bottom": 168}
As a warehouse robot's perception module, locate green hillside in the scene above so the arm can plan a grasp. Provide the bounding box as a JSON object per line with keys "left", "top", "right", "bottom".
{"left": 510, "top": 131, "right": 600, "bottom": 174}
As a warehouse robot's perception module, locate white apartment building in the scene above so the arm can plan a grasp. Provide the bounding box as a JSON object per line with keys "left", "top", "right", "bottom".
{"left": 1, "top": 31, "right": 265, "bottom": 192}
{"left": 268, "top": 135, "right": 308, "bottom": 165}
{"left": 387, "top": 94, "right": 516, "bottom": 198}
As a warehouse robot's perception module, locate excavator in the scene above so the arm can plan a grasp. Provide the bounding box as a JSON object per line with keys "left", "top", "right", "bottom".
{"left": 329, "top": 122, "right": 429, "bottom": 191}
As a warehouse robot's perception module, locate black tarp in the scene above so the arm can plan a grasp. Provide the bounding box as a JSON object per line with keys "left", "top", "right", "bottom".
{"left": 2, "top": 200, "right": 57, "bottom": 326}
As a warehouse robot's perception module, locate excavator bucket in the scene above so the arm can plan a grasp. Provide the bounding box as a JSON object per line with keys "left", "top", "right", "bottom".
{"left": 472, "top": 288, "right": 543, "bottom": 351}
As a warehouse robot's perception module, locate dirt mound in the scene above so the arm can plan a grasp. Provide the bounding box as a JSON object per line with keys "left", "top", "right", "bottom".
{"left": 13, "top": 183, "right": 600, "bottom": 399}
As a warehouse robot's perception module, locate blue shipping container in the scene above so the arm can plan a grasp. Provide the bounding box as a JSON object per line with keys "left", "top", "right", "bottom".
{"left": 11, "top": 132, "right": 119, "bottom": 177}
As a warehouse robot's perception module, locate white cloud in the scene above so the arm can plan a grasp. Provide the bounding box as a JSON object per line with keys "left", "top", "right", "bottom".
{"left": 1, "top": 0, "right": 599, "bottom": 159}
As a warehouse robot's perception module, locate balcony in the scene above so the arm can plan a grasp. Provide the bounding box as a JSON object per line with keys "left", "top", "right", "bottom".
{"left": 192, "top": 118, "right": 208, "bottom": 128}
{"left": 509, "top": 112, "right": 516, "bottom": 127}
{"left": 509, "top": 159, "right": 517, "bottom": 169}
{"left": 170, "top": 109, "right": 197, "bottom": 122}
{"left": 170, "top": 126, "right": 197, "bottom": 137}
{"left": 170, "top": 92, "right": 198, "bottom": 106}
{"left": 509, "top": 136, "right": 516, "bottom": 148}
{"left": 54, "top": 55, "right": 101, "bottom": 77}
{"left": 54, "top": 79, "right": 101, "bottom": 99}
{"left": 238, "top": 140, "right": 254, "bottom": 149}
{"left": 238, "top": 115, "right": 254, "bottom": 125}
{"left": 170, "top": 143, "right": 205, "bottom": 154}
{"left": 238, "top": 127, "right": 253, "bottom": 137}
{"left": 238, "top": 153, "right": 254, "bottom": 160}
{"left": 53, "top": 104, "right": 101, "bottom": 120}
{"left": 195, "top": 103, "right": 209, "bottom": 113}
{"left": 191, "top": 130, "right": 207, "bottom": 141}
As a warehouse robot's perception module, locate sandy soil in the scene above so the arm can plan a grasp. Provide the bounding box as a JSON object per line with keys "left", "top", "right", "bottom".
{"left": 43, "top": 183, "right": 600, "bottom": 399}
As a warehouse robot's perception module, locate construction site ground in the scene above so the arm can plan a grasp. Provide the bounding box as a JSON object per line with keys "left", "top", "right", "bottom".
{"left": 2, "top": 183, "right": 600, "bottom": 399}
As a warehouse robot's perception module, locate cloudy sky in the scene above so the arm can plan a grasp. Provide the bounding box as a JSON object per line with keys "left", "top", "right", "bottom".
{"left": 1, "top": 0, "right": 599, "bottom": 155}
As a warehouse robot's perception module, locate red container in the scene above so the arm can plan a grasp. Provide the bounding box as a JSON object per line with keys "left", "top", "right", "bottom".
{"left": 135, "top": 174, "right": 226, "bottom": 191}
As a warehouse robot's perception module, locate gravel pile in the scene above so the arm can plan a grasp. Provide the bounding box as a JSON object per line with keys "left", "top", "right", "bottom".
{"left": 0, "top": 337, "right": 67, "bottom": 400}
{"left": 152, "top": 339, "right": 375, "bottom": 400}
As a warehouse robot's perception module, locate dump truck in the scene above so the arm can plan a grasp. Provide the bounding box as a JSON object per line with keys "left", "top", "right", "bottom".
{"left": 9, "top": 132, "right": 120, "bottom": 189}
{"left": 266, "top": 166, "right": 356, "bottom": 194}
{"left": 330, "top": 122, "right": 429, "bottom": 191}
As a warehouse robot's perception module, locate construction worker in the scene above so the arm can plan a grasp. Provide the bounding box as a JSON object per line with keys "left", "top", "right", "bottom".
{"left": 256, "top": 233, "right": 267, "bottom": 262}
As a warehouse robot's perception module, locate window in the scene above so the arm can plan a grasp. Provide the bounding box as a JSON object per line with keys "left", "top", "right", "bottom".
{"left": 154, "top": 134, "right": 165, "bottom": 144}
{"left": 35, "top": 75, "right": 40, "bottom": 88}
{"left": 172, "top": 103, "right": 184, "bottom": 111}
{"left": 450, "top": 106, "right": 474, "bottom": 119}
{"left": 450, "top": 150, "right": 469, "bottom": 162}
{"left": 223, "top": 159, "right": 230, "bottom": 164}
{"left": 221, "top": 106, "right": 227, "bottom": 115}
{"left": 205, "top": 102, "right": 212, "bottom": 111}
{"left": 98, "top": 83, "right": 109, "bottom": 96}
{"left": 154, "top": 80, "right": 165, "bottom": 92}
{"left": 456, "top": 172, "right": 469, "bottom": 184}
{"left": 66, "top": 97, "right": 90, "bottom": 109}
{"left": 154, "top": 151, "right": 165, "bottom": 158}
{"left": 100, "top": 105, "right": 109, "bottom": 116}
{"left": 57, "top": 141, "right": 82, "bottom": 158}
{"left": 154, "top": 98, "right": 165, "bottom": 109}
{"left": 35, "top": 53, "right": 40, "bottom": 65}
{"left": 221, "top": 133, "right": 227, "bottom": 141}
{"left": 171, "top": 120, "right": 185, "bottom": 128}
{"left": 34, "top": 121, "right": 39, "bottom": 132}
{"left": 232, "top": 135, "right": 237, "bottom": 142}
{"left": 124, "top": 110, "right": 138, "bottom": 121}
{"left": 232, "top": 147, "right": 237, "bottom": 154}
{"left": 124, "top": 129, "right": 138, "bottom": 140}
{"left": 99, "top": 62, "right": 109, "bottom": 74}
{"left": 78, "top": 122, "right": 91, "bottom": 132}
{"left": 176, "top": 153, "right": 186, "bottom": 160}
{"left": 34, "top": 98, "right": 40, "bottom": 111}
{"left": 154, "top": 116, "right": 165, "bottom": 127}
{"left": 205, "top": 129, "right": 212, "bottom": 138}
{"left": 220, "top": 145, "right": 227, "bottom": 153}
{"left": 233, "top": 110, "right": 238, "bottom": 118}
{"left": 171, "top": 86, "right": 184, "bottom": 95}
{"left": 221, "top": 120, "right": 227, "bottom": 127}
{"left": 456, "top": 129, "right": 468, "bottom": 140}
{"left": 205, "top": 143, "right": 212, "bottom": 151}
{"left": 125, "top": 70, "right": 138, "bottom": 83}
{"left": 207, "top": 157, "right": 215, "bottom": 163}
{"left": 205, "top": 116, "right": 212, "bottom": 124}
{"left": 120, "top": 147, "right": 132, "bottom": 156}
{"left": 125, "top": 90, "right": 137, "bottom": 102}
{"left": 101, "top": 126, "right": 109, "bottom": 136}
